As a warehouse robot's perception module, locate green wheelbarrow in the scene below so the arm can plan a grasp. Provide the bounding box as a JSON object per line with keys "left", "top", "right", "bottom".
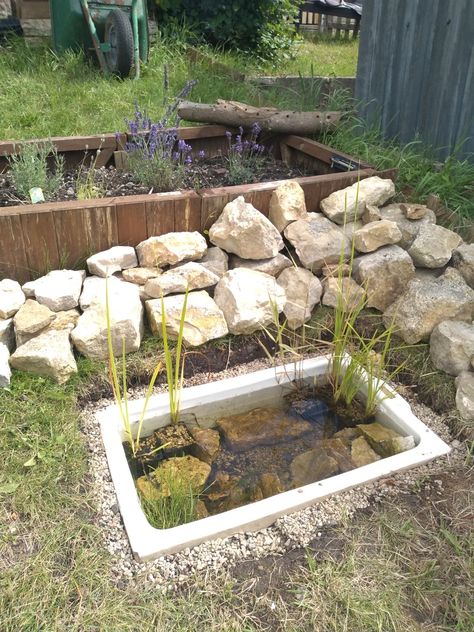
{"left": 49, "top": 0, "right": 149, "bottom": 79}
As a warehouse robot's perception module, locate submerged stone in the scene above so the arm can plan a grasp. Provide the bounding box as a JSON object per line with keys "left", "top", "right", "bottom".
{"left": 350, "top": 436, "right": 381, "bottom": 467}
{"left": 321, "top": 438, "right": 356, "bottom": 473}
{"left": 150, "top": 455, "right": 211, "bottom": 498}
{"left": 189, "top": 426, "right": 220, "bottom": 465}
{"left": 216, "top": 407, "right": 312, "bottom": 452}
{"left": 357, "top": 422, "right": 415, "bottom": 458}
{"left": 290, "top": 447, "right": 339, "bottom": 487}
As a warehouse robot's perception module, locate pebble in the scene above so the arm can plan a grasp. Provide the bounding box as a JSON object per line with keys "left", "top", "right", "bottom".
{"left": 80, "top": 355, "right": 462, "bottom": 590}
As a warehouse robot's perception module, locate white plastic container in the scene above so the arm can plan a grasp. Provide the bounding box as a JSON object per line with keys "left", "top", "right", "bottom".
{"left": 98, "top": 356, "right": 451, "bottom": 561}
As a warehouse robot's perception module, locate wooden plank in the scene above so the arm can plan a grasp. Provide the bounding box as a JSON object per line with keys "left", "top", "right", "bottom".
{"left": 116, "top": 200, "right": 147, "bottom": 246}
{"left": 174, "top": 193, "right": 202, "bottom": 232}
{"left": 18, "top": 1, "right": 50, "bottom": 19}
{"left": 200, "top": 192, "right": 231, "bottom": 233}
{"left": 85, "top": 205, "right": 118, "bottom": 254}
{"left": 94, "top": 147, "right": 115, "bottom": 168}
{"left": 20, "top": 211, "right": 60, "bottom": 275}
{"left": 0, "top": 215, "right": 30, "bottom": 283}
{"left": 282, "top": 135, "right": 373, "bottom": 170}
{"left": 0, "top": 133, "right": 117, "bottom": 157}
{"left": 52, "top": 207, "right": 90, "bottom": 269}
{"left": 146, "top": 197, "right": 175, "bottom": 236}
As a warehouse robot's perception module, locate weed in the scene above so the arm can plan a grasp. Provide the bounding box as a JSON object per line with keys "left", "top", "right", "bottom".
{"left": 8, "top": 140, "right": 64, "bottom": 201}
{"left": 75, "top": 148, "right": 106, "bottom": 200}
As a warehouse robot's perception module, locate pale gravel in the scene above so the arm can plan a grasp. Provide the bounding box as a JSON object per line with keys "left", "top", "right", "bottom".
{"left": 80, "top": 355, "right": 465, "bottom": 590}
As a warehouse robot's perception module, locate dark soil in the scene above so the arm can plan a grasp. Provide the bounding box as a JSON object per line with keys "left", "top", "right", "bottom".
{"left": 0, "top": 156, "right": 315, "bottom": 207}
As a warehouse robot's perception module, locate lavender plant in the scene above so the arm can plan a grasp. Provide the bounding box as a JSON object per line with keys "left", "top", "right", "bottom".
{"left": 123, "top": 80, "right": 197, "bottom": 192}
{"left": 225, "top": 123, "right": 266, "bottom": 185}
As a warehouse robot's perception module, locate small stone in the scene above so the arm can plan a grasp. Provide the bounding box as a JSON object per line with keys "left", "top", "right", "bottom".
{"left": 357, "top": 423, "right": 415, "bottom": 458}
{"left": 321, "top": 263, "right": 352, "bottom": 278}
{"left": 429, "top": 320, "right": 474, "bottom": 376}
{"left": 0, "top": 318, "right": 14, "bottom": 352}
{"left": 13, "top": 299, "right": 55, "bottom": 336}
{"left": 333, "top": 427, "right": 362, "bottom": 447}
{"left": 400, "top": 203, "right": 431, "bottom": 220}
{"left": 258, "top": 473, "right": 283, "bottom": 498}
{"left": 0, "top": 279, "right": 25, "bottom": 319}
{"left": 362, "top": 204, "right": 381, "bottom": 224}
{"left": 321, "top": 438, "right": 356, "bottom": 472}
{"left": 290, "top": 448, "right": 339, "bottom": 487}
{"left": 350, "top": 436, "right": 381, "bottom": 467}
{"left": 136, "top": 232, "right": 207, "bottom": 268}
{"left": 209, "top": 196, "right": 284, "bottom": 259}
{"left": 455, "top": 371, "right": 474, "bottom": 421}
{"left": 144, "top": 262, "right": 219, "bottom": 297}
{"left": 21, "top": 280, "right": 36, "bottom": 299}
{"left": 122, "top": 267, "right": 162, "bottom": 285}
{"left": 379, "top": 203, "right": 437, "bottom": 249}
{"left": 277, "top": 267, "right": 322, "bottom": 329}
{"left": 408, "top": 224, "right": 462, "bottom": 268}
{"left": 197, "top": 247, "right": 229, "bottom": 278}
{"left": 86, "top": 246, "right": 138, "bottom": 277}
{"left": 353, "top": 220, "right": 402, "bottom": 253}
{"left": 229, "top": 253, "right": 292, "bottom": 277}
{"left": 269, "top": 180, "right": 307, "bottom": 232}
{"left": 322, "top": 277, "right": 365, "bottom": 311}
{"left": 189, "top": 427, "right": 220, "bottom": 465}
{"left": 0, "top": 343, "right": 11, "bottom": 388}
{"left": 451, "top": 243, "right": 474, "bottom": 288}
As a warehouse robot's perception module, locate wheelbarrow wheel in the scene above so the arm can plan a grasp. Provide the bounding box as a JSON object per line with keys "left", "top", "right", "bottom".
{"left": 104, "top": 10, "right": 134, "bottom": 78}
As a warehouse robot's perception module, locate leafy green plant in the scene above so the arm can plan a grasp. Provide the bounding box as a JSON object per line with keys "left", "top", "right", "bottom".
{"left": 160, "top": 287, "right": 189, "bottom": 424}
{"left": 105, "top": 277, "right": 162, "bottom": 457}
{"left": 8, "top": 140, "right": 64, "bottom": 201}
{"left": 139, "top": 467, "right": 198, "bottom": 529}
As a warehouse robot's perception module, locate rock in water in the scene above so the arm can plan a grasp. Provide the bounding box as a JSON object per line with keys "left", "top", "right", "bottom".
{"left": 320, "top": 176, "right": 395, "bottom": 224}
{"left": 146, "top": 290, "right": 228, "bottom": 347}
{"left": 208, "top": 196, "right": 284, "bottom": 259}
{"left": 269, "top": 180, "right": 307, "bottom": 232}
{"left": 136, "top": 232, "right": 207, "bottom": 267}
{"left": 189, "top": 427, "right": 220, "bottom": 465}
{"left": 214, "top": 268, "right": 286, "bottom": 335}
{"left": 350, "top": 436, "right": 381, "bottom": 467}
{"left": 357, "top": 422, "right": 415, "bottom": 458}
{"left": 290, "top": 447, "right": 339, "bottom": 487}
{"left": 217, "top": 408, "right": 312, "bottom": 451}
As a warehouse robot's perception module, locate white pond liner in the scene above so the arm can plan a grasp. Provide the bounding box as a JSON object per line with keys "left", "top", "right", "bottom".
{"left": 98, "top": 355, "right": 451, "bottom": 562}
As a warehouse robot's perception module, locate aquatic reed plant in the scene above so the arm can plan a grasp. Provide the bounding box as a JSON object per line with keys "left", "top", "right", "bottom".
{"left": 139, "top": 468, "right": 198, "bottom": 529}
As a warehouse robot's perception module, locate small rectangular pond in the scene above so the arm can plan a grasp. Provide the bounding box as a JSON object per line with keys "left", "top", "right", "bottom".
{"left": 98, "top": 356, "right": 450, "bottom": 562}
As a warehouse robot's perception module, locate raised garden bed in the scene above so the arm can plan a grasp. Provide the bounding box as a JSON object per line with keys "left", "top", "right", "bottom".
{"left": 0, "top": 125, "right": 396, "bottom": 283}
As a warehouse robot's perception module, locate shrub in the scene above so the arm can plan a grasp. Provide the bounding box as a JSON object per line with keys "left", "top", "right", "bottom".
{"left": 8, "top": 140, "right": 64, "bottom": 201}
{"left": 154, "top": 0, "right": 299, "bottom": 62}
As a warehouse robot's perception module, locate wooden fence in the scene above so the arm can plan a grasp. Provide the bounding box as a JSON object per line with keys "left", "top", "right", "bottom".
{"left": 297, "top": 2, "right": 361, "bottom": 38}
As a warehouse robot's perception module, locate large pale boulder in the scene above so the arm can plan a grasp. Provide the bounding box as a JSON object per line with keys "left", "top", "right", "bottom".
{"left": 229, "top": 253, "right": 292, "bottom": 277}
{"left": 208, "top": 196, "right": 283, "bottom": 259}
{"left": 277, "top": 267, "right": 322, "bottom": 329}
{"left": 79, "top": 275, "right": 138, "bottom": 311}
{"left": 320, "top": 176, "right": 395, "bottom": 225}
{"left": 340, "top": 220, "right": 363, "bottom": 241}
{"left": 269, "top": 180, "right": 307, "bottom": 232}
{"left": 322, "top": 277, "right": 366, "bottom": 311}
{"left": 429, "top": 320, "right": 474, "bottom": 376}
{"left": 452, "top": 243, "right": 474, "bottom": 288}
{"left": 455, "top": 372, "right": 474, "bottom": 421}
{"left": 86, "top": 246, "right": 137, "bottom": 277}
{"left": 146, "top": 290, "right": 228, "bottom": 347}
{"left": 353, "top": 245, "right": 415, "bottom": 311}
{"left": 0, "top": 343, "right": 11, "bottom": 388}
{"left": 383, "top": 268, "right": 474, "bottom": 344}
{"left": 353, "top": 220, "right": 402, "bottom": 253}
{"left": 197, "top": 246, "right": 229, "bottom": 278}
{"left": 136, "top": 232, "right": 207, "bottom": 267}
{"left": 10, "top": 328, "right": 77, "bottom": 384}
{"left": 284, "top": 213, "right": 351, "bottom": 274}
{"left": 408, "top": 224, "right": 462, "bottom": 268}
{"left": 379, "top": 203, "right": 436, "bottom": 248}
{"left": 14, "top": 299, "right": 56, "bottom": 347}
{"left": 72, "top": 284, "right": 143, "bottom": 359}
{"left": 0, "top": 318, "right": 14, "bottom": 352}
{"left": 144, "top": 262, "right": 219, "bottom": 298}
{"left": 122, "top": 266, "right": 162, "bottom": 285}
{"left": 214, "top": 268, "right": 286, "bottom": 335}
{"left": 31, "top": 270, "right": 85, "bottom": 312}
{"left": 0, "top": 279, "right": 25, "bottom": 318}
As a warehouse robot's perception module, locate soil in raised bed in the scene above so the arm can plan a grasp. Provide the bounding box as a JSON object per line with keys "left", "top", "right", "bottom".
{"left": 0, "top": 156, "right": 316, "bottom": 207}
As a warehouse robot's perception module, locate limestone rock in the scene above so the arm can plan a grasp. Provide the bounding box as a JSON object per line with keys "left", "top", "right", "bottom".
{"left": 79, "top": 275, "right": 137, "bottom": 311}
{"left": 21, "top": 280, "right": 36, "bottom": 299}
{"left": 351, "top": 436, "right": 381, "bottom": 467}
{"left": 408, "top": 223, "right": 462, "bottom": 268}
{"left": 217, "top": 407, "right": 312, "bottom": 452}
{"left": 333, "top": 426, "right": 362, "bottom": 447}
{"left": 362, "top": 204, "right": 381, "bottom": 224}
{"left": 0, "top": 279, "right": 25, "bottom": 318}
{"left": 290, "top": 447, "right": 339, "bottom": 487}
{"left": 144, "top": 262, "right": 219, "bottom": 298}
{"left": 208, "top": 196, "right": 283, "bottom": 259}
{"left": 189, "top": 427, "right": 220, "bottom": 465}
{"left": 146, "top": 290, "right": 228, "bottom": 347}
{"left": 452, "top": 243, "right": 474, "bottom": 288}
{"left": 86, "top": 246, "right": 138, "bottom": 277}
{"left": 10, "top": 328, "right": 77, "bottom": 384}
{"left": 136, "top": 231, "right": 207, "bottom": 267}
{"left": 353, "top": 245, "right": 415, "bottom": 311}
{"left": 379, "top": 203, "right": 436, "bottom": 248}
{"left": 341, "top": 220, "right": 363, "bottom": 241}
{"left": 198, "top": 246, "right": 229, "bottom": 278}
{"left": 429, "top": 320, "right": 474, "bottom": 376}
{"left": 284, "top": 213, "right": 351, "bottom": 274}
{"left": 353, "top": 220, "right": 402, "bottom": 253}
{"left": 400, "top": 203, "right": 431, "bottom": 220}
{"left": 0, "top": 318, "right": 14, "bottom": 352}
{"left": 455, "top": 372, "right": 474, "bottom": 421}
{"left": 277, "top": 267, "right": 322, "bottom": 329}
{"left": 383, "top": 268, "right": 474, "bottom": 344}
{"left": 321, "top": 263, "right": 352, "bottom": 278}
{"left": 321, "top": 438, "right": 356, "bottom": 472}
{"left": 214, "top": 268, "right": 286, "bottom": 335}
{"left": 122, "top": 267, "right": 162, "bottom": 285}
{"left": 322, "top": 277, "right": 365, "bottom": 311}
{"left": 72, "top": 284, "right": 143, "bottom": 359}
{"left": 357, "top": 423, "right": 415, "bottom": 458}
{"left": 14, "top": 299, "right": 55, "bottom": 336}
{"left": 0, "top": 343, "right": 11, "bottom": 388}
{"left": 320, "top": 176, "right": 395, "bottom": 225}
{"left": 32, "top": 270, "right": 85, "bottom": 312}
{"left": 229, "top": 253, "right": 292, "bottom": 277}
{"left": 269, "top": 180, "right": 307, "bottom": 232}
{"left": 48, "top": 309, "right": 80, "bottom": 332}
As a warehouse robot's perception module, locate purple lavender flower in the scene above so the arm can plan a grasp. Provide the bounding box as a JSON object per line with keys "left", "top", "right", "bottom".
{"left": 225, "top": 130, "right": 232, "bottom": 139}
{"left": 185, "top": 155, "right": 192, "bottom": 165}
{"left": 198, "top": 150, "right": 206, "bottom": 159}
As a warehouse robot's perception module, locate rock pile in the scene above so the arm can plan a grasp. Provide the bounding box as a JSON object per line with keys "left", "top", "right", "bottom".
{"left": 1, "top": 175, "right": 473, "bottom": 423}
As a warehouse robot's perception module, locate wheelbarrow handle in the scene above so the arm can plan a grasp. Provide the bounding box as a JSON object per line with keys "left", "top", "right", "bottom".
{"left": 80, "top": 0, "right": 109, "bottom": 75}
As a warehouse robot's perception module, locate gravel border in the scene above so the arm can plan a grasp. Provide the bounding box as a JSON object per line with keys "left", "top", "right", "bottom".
{"left": 80, "top": 356, "right": 465, "bottom": 590}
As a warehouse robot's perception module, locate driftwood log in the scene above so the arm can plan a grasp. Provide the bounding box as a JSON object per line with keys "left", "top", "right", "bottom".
{"left": 177, "top": 99, "right": 342, "bottom": 134}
